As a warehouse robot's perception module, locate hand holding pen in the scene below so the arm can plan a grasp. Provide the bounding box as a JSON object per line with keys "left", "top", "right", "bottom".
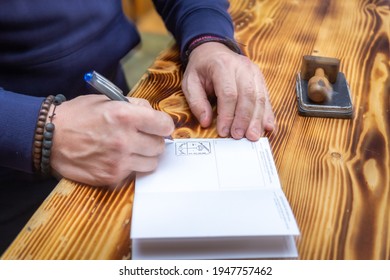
{"left": 84, "top": 71, "right": 174, "bottom": 142}
{"left": 46, "top": 71, "right": 174, "bottom": 188}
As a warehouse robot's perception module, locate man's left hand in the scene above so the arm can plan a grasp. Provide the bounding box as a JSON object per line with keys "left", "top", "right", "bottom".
{"left": 182, "top": 42, "right": 275, "bottom": 141}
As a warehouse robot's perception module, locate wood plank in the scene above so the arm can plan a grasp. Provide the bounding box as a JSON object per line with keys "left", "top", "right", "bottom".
{"left": 2, "top": 0, "right": 389, "bottom": 260}
{"left": 230, "top": 0, "right": 390, "bottom": 259}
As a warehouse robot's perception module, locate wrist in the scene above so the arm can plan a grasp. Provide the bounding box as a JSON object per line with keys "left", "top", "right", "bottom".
{"left": 182, "top": 35, "right": 242, "bottom": 68}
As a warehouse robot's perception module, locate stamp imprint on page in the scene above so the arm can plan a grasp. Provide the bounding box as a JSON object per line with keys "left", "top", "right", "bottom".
{"left": 175, "top": 141, "right": 212, "bottom": 156}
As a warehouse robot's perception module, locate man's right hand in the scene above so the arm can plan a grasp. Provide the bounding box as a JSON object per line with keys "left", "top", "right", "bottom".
{"left": 49, "top": 94, "right": 175, "bottom": 188}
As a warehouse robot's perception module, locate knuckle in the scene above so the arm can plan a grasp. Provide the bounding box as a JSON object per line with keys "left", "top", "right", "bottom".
{"left": 109, "top": 105, "right": 132, "bottom": 124}
{"left": 236, "top": 110, "right": 252, "bottom": 123}
{"left": 220, "top": 84, "right": 238, "bottom": 101}
{"left": 138, "top": 98, "right": 151, "bottom": 107}
{"left": 242, "top": 84, "right": 256, "bottom": 101}
{"left": 108, "top": 137, "right": 127, "bottom": 152}
{"left": 256, "top": 95, "right": 267, "bottom": 106}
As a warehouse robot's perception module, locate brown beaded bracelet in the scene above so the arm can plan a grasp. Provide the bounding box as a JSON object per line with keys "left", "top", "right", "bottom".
{"left": 32, "top": 95, "right": 54, "bottom": 172}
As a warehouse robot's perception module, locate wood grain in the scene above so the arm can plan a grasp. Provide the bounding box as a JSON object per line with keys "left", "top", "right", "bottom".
{"left": 231, "top": 0, "right": 390, "bottom": 259}
{"left": 2, "top": 0, "right": 389, "bottom": 259}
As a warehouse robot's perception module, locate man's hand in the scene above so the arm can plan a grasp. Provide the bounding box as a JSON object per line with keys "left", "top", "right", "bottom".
{"left": 182, "top": 42, "right": 275, "bottom": 141}
{"left": 50, "top": 95, "right": 174, "bottom": 188}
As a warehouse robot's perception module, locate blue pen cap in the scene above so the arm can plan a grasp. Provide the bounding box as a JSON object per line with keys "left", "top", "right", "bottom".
{"left": 84, "top": 72, "right": 93, "bottom": 82}
{"left": 83, "top": 70, "right": 128, "bottom": 102}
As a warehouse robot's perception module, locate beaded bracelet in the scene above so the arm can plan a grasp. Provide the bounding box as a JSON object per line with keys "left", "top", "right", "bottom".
{"left": 40, "top": 94, "right": 66, "bottom": 175}
{"left": 33, "top": 95, "right": 55, "bottom": 172}
{"left": 182, "top": 34, "right": 242, "bottom": 68}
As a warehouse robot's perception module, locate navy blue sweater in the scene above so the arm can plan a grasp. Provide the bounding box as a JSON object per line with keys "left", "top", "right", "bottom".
{"left": 0, "top": 0, "right": 235, "bottom": 181}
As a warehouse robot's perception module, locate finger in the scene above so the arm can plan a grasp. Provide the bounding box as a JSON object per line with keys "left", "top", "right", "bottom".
{"left": 126, "top": 97, "right": 152, "bottom": 108}
{"left": 131, "top": 105, "right": 175, "bottom": 137}
{"left": 182, "top": 71, "right": 213, "bottom": 127}
{"left": 230, "top": 69, "right": 257, "bottom": 139}
{"left": 262, "top": 92, "right": 275, "bottom": 132}
{"left": 128, "top": 131, "right": 166, "bottom": 157}
{"left": 212, "top": 68, "right": 238, "bottom": 137}
{"left": 126, "top": 153, "right": 160, "bottom": 173}
{"left": 246, "top": 69, "right": 272, "bottom": 140}
{"left": 254, "top": 70, "right": 275, "bottom": 132}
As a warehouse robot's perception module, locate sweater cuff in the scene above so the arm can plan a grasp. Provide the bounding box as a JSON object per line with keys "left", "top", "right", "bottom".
{"left": 182, "top": 34, "right": 242, "bottom": 68}
{"left": 177, "top": 8, "right": 237, "bottom": 62}
{"left": 0, "top": 88, "right": 44, "bottom": 173}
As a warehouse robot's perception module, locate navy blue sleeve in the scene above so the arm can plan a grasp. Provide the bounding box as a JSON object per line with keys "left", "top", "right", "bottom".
{"left": 152, "top": 0, "right": 235, "bottom": 57}
{"left": 0, "top": 88, "right": 43, "bottom": 173}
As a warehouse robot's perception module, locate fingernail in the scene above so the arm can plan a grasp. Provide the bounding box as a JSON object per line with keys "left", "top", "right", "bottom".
{"left": 200, "top": 112, "right": 207, "bottom": 123}
{"left": 266, "top": 118, "right": 275, "bottom": 130}
{"left": 234, "top": 128, "right": 245, "bottom": 138}
{"left": 251, "top": 127, "right": 261, "bottom": 137}
{"left": 222, "top": 127, "right": 230, "bottom": 136}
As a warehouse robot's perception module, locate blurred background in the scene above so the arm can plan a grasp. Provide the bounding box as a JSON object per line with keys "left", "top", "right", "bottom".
{"left": 121, "top": 0, "right": 173, "bottom": 89}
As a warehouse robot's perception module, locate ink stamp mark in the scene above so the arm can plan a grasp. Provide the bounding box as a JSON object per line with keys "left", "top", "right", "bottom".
{"left": 175, "top": 141, "right": 212, "bottom": 156}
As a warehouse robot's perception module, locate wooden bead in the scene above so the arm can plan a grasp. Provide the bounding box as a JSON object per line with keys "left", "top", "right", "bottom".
{"left": 35, "top": 127, "right": 44, "bottom": 134}
{"left": 34, "top": 134, "right": 43, "bottom": 141}
{"left": 38, "top": 115, "right": 47, "bottom": 121}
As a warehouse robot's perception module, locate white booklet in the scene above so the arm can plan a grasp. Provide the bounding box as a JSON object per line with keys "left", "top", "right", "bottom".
{"left": 131, "top": 138, "right": 300, "bottom": 260}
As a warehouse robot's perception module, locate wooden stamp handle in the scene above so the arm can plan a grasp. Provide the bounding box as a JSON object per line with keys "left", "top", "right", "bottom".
{"left": 307, "top": 68, "right": 333, "bottom": 103}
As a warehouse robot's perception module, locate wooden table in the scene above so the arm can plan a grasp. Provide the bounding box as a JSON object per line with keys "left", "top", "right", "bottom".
{"left": 2, "top": 0, "right": 389, "bottom": 260}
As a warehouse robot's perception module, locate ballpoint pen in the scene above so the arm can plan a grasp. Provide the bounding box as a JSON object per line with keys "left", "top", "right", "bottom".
{"left": 84, "top": 70, "right": 129, "bottom": 102}
{"left": 84, "top": 70, "right": 174, "bottom": 142}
